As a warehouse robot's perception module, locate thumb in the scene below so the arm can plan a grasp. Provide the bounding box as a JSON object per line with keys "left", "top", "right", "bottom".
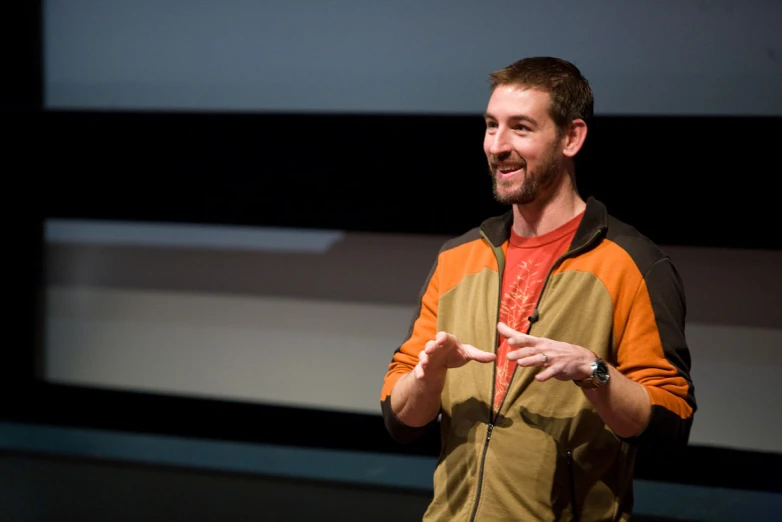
{"left": 462, "top": 344, "right": 497, "bottom": 363}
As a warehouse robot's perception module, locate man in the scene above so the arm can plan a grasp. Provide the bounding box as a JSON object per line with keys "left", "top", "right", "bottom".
{"left": 379, "top": 57, "right": 696, "bottom": 521}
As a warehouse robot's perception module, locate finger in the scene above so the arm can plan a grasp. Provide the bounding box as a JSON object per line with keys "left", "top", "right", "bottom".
{"left": 424, "top": 340, "right": 438, "bottom": 354}
{"left": 506, "top": 348, "right": 538, "bottom": 361}
{"left": 435, "top": 331, "right": 458, "bottom": 347}
{"left": 497, "top": 322, "right": 538, "bottom": 347}
{"left": 461, "top": 343, "right": 497, "bottom": 363}
{"left": 414, "top": 350, "right": 432, "bottom": 380}
{"left": 496, "top": 321, "right": 517, "bottom": 337}
{"left": 535, "top": 366, "right": 557, "bottom": 382}
{"left": 418, "top": 350, "right": 430, "bottom": 369}
{"left": 512, "top": 355, "right": 546, "bottom": 368}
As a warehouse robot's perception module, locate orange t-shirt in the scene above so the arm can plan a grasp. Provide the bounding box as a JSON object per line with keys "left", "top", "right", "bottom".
{"left": 493, "top": 212, "right": 584, "bottom": 412}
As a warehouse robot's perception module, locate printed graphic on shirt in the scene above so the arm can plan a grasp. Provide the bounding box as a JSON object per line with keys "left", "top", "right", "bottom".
{"left": 494, "top": 260, "right": 545, "bottom": 411}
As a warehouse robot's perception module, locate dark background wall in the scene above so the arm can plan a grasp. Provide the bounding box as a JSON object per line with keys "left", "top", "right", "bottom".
{"left": 3, "top": 2, "right": 782, "bottom": 521}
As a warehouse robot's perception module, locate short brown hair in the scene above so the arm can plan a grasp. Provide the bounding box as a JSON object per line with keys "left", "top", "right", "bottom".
{"left": 489, "top": 57, "right": 594, "bottom": 134}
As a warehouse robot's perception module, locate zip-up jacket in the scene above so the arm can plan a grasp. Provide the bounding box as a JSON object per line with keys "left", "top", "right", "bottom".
{"left": 380, "top": 197, "right": 696, "bottom": 521}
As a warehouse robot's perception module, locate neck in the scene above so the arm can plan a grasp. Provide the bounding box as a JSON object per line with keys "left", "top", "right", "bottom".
{"left": 512, "top": 172, "right": 586, "bottom": 237}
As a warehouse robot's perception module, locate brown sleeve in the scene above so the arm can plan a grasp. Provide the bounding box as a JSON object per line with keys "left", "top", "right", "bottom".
{"left": 616, "top": 257, "right": 696, "bottom": 446}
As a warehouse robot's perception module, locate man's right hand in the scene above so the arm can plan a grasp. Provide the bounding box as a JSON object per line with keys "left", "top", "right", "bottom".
{"left": 391, "top": 332, "right": 496, "bottom": 427}
{"left": 414, "top": 331, "right": 497, "bottom": 381}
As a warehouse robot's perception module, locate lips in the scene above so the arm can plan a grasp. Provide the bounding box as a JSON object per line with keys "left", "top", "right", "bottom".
{"left": 496, "top": 164, "right": 523, "bottom": 173}
{"left": 494, "top": 164, "right": 524, "bottom": 180}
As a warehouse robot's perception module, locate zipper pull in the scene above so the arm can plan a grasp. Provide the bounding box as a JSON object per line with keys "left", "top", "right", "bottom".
{"left": 486, "top": 423, "right": 494, "bottom": 441}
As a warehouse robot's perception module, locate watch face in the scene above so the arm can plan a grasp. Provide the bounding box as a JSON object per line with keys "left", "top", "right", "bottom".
{"left": 595, "top": 360, "right": 609, "bottom": 383}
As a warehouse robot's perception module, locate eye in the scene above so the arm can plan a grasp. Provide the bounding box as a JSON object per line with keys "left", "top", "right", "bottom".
{"left": 514, "top": 124, "right": 530, "bottom": 132}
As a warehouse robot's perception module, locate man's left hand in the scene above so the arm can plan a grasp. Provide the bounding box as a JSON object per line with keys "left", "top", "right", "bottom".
{"left": 498, "top": 321, "right": 596, "bottom": 382}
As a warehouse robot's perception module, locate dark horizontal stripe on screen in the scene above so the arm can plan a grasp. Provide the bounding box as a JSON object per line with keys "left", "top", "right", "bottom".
{"left": 45, "top": 233, "right": 444, "bottom": 306}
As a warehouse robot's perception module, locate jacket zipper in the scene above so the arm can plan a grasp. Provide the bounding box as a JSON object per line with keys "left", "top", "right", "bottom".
{"left": 467, "top": 227, "right": 604, "bottom": 521}
{"left": 468, "top": 234, "right": 505, "bottom": 522}
{"left": 566, "top": 449, "right": 580, "bottom": 522}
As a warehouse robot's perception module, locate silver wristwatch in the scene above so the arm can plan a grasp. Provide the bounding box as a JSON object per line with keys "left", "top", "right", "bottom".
{"left": 574, "top": 357, "right": 610, "bottom": 389}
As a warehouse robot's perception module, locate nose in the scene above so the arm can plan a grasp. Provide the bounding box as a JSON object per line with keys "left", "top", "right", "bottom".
{"left": 487, "top": 128, "right": 511, "bottom": 156}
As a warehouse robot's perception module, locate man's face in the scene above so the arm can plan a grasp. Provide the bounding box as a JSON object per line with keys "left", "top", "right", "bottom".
{"left": 483, "top": 85, "right": 565, "bottom": 206}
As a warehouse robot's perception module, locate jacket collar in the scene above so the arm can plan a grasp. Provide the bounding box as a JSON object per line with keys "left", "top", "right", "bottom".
{"left": 479, "top": 196, "right": 608, "bottom": 249}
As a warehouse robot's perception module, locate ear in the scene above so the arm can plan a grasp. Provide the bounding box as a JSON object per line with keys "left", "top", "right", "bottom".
{"left": 561, "top": 119, "right": 588, "bottom": 158}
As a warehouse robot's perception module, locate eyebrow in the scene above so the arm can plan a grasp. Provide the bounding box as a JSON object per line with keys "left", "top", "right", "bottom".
{"left": 483, "top": 112, "right": 539, "bottom": 127}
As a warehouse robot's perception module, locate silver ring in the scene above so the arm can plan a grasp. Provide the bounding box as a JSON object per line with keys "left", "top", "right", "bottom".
{"left": 541, "top": 353, "right": 548, "bottom": 365}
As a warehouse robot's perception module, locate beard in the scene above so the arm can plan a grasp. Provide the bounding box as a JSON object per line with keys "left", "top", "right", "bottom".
{"left": 488, "top": 145, "right": 562, "bottom": 206}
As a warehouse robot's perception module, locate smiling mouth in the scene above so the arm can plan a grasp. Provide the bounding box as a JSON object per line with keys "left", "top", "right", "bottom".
{"left": 494, "top": 164, "right": 524, "bottom": 179}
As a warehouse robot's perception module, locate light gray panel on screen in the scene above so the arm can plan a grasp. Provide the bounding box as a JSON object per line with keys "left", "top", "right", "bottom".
{"left": 45, "top": 219, "right": 344, "bottom": 253}
{"left": 44, "top": 0, "right": 782, "bottom": 115}
{"left": 44, "top": 289, "right": 415, "bottom": 416}
{"left": 684, "top": 324, "right": 782, "bottom": 454}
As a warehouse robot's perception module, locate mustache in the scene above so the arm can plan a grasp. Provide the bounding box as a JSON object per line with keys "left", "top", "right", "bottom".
{"left": 489, "top": 155, "right": 526, "bottom": 171}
